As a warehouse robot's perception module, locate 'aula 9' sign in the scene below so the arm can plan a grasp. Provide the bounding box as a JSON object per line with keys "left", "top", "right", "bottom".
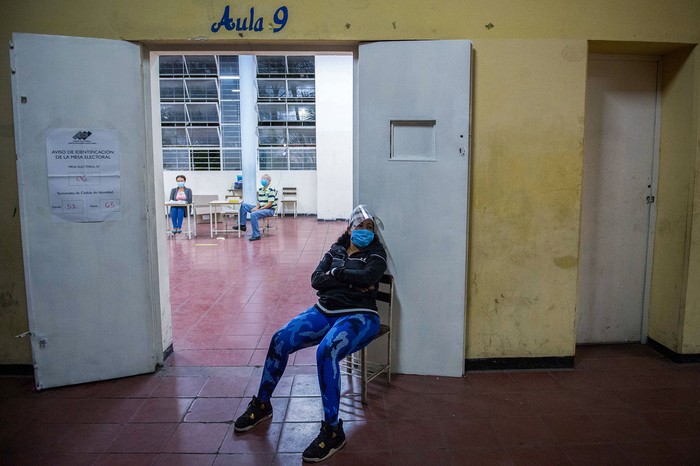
{"left": 211, "top": 5, "right": 289, "bottom": 33}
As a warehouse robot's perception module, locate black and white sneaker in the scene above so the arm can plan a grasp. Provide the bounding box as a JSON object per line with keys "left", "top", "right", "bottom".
{"left": 234, "top": 396, "right": 273, "bottom": 433}
{"left": 302, "top": 419, "right": 346, "bottom": 463}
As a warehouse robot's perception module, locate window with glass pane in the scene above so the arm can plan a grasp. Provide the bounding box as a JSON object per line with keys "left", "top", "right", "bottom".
{"left": 258, "top": 80, "right": 287, "bottom": 99}
{"left": 160, "top": 80, "right": 184, "bottom": 100}
{"left": 219, "top": 56, "right": 239, "bottom": 76}
{"left": 161, "top": 104, "right": 187, "bottom": 124}
{"left": 185, "top": 56, "right": 217, "bottom": 75}
{"left": 187, "top": 104, "right": 219, "bottom": 124}
{"left": 288, "top": 104, "right": 315, "bottom": 122}
{"left": 258, "top": 103, "right": 288, "bottom": 122}
{"left": 288, "top": 128, "right": 316, "bottom": 145}
{"left": 259, "top": 148, "right": 288, "bottom": 170}
{"left": 257, "top": 56, "right": 286, "bottom": 75}
{"left": 188, "top": 128, "right": 220, "bottom": 146}
{"left": 258, "top": 127, "right": 287, "bottom": 145}
{"left": 162, "top": 128, "right": 188, "bottom": 146}
{"left": 159, "top": 56, "right": 185, "bottom": 76}
{"left": 287, "top": 80, "right": 315, "bottom": 99}
{"left": 163, "top": 149, "right": 190, "bottom": 170}
{"left": 289, "top": 148, "right": 316, "bottom": 170}
{"left": 287, "top": 56, "right": 315, "bottom": 75}
{"left": 186, "top": 79, "right": 218, "bottom": 101}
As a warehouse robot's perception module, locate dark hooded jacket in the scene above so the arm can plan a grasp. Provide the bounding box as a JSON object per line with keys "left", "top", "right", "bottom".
{"left": 311, "top": 234, "right": 387, "bottom": 316}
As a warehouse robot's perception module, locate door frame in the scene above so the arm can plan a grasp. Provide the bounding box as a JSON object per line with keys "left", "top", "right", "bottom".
{"left": 145, "top": 42, "right": 359, "bottom": 359}
{"left": 145, "top": 41, "right": 471, "bottom": 376}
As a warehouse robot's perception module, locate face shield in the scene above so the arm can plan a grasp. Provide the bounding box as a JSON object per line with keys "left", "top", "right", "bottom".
{"left": 349, "top": 204, "right": 375, "bottom": 228}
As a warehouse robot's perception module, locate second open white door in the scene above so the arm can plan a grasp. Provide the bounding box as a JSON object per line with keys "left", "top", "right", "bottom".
{"left": 357, "top": 40, "right": 472, "bottom": 376}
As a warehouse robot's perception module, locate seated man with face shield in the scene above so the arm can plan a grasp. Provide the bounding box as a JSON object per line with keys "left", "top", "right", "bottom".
{"left": 236, "top": 174, "right": 278, "bottom": 241}
{"left": 233, "top": 205, "right": 387, "bottom": 463}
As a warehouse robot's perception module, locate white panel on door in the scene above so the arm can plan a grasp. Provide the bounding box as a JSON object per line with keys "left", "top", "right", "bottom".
{"left": 11, "top": 33, "right": 159, "bottom": 389}
{"left": 357, "top": 41, "right": 471, "bottom": 376}
{"left": 577, "top": 57, "right": 658, "bottom": 343}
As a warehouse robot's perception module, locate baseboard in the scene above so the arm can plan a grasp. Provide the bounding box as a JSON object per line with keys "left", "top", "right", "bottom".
{"left": 465, "top": 355, "right": 574, "bottom": 372}
{"left": 647, "top": 337, "right": 700, "bottom": 364}
{"left": 0, "top": 364, "right": 34, "bottom": 376}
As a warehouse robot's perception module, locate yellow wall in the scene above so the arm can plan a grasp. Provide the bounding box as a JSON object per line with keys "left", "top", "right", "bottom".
{"left": 467, "top": 39, "right": 585, "bottom": 358}
{"left": 649, "top": 47, "right": 699, "bottom": 352}
{"left": 1, "top": 0, "right": 699, "bottom": 365}
{"left": 1, "top": 0, "right": 699, "bottom": 42}
{"left": 679, "top": 48, "right": 700, "bottom": 353}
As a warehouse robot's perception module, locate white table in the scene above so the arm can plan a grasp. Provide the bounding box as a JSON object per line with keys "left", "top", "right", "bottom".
{"left": 209, "top": 200, "right": 242, "bottom": 238}
{"left": 164, "top": 202, "right": 195, "bottom": 239}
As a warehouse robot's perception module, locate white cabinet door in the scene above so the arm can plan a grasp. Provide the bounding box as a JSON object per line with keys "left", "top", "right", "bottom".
{"left": 11, "top": 33, "right": 159, "bottom": 389}
{"left": 357, "top": 41, "right": 471, "bottom": 376}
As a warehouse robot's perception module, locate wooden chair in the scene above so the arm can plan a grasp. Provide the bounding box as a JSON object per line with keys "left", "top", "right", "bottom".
{"left": 280, "top": 187, "right": 298, "bottom": 217}
{"left": 340, "top": 273, "right": 393, "bottom": 404}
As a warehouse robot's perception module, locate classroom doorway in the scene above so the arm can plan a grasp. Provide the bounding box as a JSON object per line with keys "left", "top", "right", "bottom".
{"left": 151, "top": 51, "right": 355, "bottom": 370}
{"left": 12, "top": 34, "right": 471, "bottom": 389}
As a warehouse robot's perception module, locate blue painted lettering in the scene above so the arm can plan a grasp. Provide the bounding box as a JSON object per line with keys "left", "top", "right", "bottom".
{"left": 212, "top": 5, "right": 286, "bottom": 34}
{"left": 272, "top": 6, "right": 288, "bottom": 32}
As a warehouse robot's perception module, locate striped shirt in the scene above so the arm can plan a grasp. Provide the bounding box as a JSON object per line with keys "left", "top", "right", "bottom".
{"left": 257, "top": 186, "right": 278, "bottom": 211}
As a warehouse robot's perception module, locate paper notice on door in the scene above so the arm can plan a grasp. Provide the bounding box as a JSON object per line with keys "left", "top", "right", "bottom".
{"left": 46, "top": 128, "right": 121, "bottom": 223}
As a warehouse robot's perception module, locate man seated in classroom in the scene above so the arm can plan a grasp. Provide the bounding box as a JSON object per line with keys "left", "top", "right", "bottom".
{"left": 236, "top": 174, "right": 278, "bottom": 241}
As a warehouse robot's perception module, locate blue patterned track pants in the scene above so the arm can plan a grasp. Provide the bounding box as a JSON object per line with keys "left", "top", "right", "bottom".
{"left": 257, "top": 306, "right": 380, "bottom": 424}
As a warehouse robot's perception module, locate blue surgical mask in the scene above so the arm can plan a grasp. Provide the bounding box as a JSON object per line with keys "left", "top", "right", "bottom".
{"left": 351, "top": 229, "right": 374, "bottom": 248}
{"left": 261, "top": 179, "right": 269, "bottom": 187}
{"left": 177, "top": 182, "right": 185, "bottom": 188}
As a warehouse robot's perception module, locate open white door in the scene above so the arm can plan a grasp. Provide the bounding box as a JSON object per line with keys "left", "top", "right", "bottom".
{"left": 10, "top": 33, "right": 160, "bottom": 390}
{"left": 357, "top": 41, "right": 471, "bottom": 376}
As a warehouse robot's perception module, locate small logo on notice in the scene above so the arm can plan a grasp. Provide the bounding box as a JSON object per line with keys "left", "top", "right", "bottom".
{"left": 73, "top": 131, "right": 92, "bottom": 141}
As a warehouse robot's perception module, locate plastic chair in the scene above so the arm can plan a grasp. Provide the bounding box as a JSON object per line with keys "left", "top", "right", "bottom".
{"left": 340, "top": 273, "right": 393, "bottom": 404}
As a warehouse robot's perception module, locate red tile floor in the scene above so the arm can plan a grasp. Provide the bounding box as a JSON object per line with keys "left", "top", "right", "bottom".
{"left": 2, "top": 216, "right": 700, "bottom": 465}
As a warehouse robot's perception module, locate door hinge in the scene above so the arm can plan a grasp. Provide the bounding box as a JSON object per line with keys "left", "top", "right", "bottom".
{"left": 646, "top": 195, "right": 656, "bottom": 204}
{"left": 15, "top": 331, "right": 48, "bottom": 347}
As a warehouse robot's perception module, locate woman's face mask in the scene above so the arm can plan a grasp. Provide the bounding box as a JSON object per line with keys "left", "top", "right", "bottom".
{"left": 177, "top": 181, "right": 185, "bottom": 188}
{"left": 351, "top": 229, "right": 375, "bottom": 248}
